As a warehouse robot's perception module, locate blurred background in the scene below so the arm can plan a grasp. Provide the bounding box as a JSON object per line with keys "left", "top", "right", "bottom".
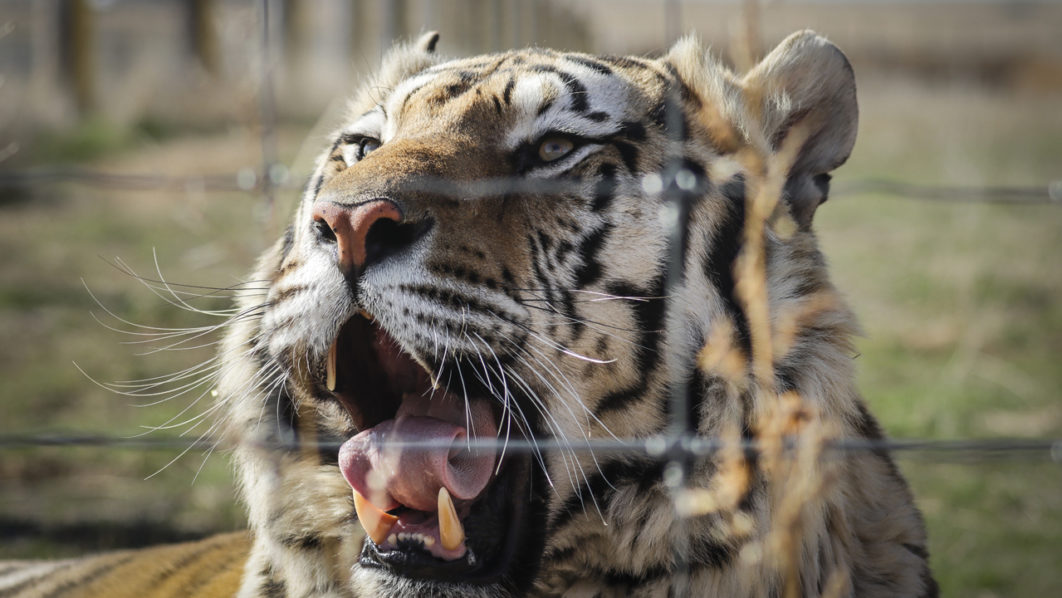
{"left": 0, "top": 1, "right": 1059, "bottom": 595}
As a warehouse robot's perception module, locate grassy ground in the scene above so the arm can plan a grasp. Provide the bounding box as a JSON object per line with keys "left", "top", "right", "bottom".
{"left": 1, "top": 61, "right": 1060, "bottom": 598}
{"left": 816, "top": 81, "right": 1062, "bottom": 597}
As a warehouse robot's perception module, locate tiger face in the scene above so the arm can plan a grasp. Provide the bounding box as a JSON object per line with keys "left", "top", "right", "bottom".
{"left": 220, "top": 31, "right": 934, "bottom": 598}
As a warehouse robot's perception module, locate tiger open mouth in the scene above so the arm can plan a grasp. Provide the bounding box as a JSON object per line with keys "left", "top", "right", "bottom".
{"left": 324, "top": 312, "right": 534, "bottom": 582}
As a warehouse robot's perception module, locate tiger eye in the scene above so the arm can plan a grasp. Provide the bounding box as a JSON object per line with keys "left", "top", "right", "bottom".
{"left": 357, "top": 138, "right": 381, "bottom": 160}
{"left": 537, "top": 137, "right": 574, "bottom": 162}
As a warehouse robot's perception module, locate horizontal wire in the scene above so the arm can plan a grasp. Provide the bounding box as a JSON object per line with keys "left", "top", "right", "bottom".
{"left": 0, "top": 168, "right": 301, "bottom": 194}
{"left": 1, "top": 434, "right": 1059, "bottom": 462}
{"left": 835, "top": 178, "right": 1062, "bottom": 205}
{"left": 0, "top": 167, "right": 1059, "bottom": 205}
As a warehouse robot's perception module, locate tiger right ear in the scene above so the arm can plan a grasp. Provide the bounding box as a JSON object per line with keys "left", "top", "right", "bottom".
{"left": 742, "top": 31, "right": 858, "bottom": 227}
{"left": 416, "top": 31, "right": 440, "bottom": 54}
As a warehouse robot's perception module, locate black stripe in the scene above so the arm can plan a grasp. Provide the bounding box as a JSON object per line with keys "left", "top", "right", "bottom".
{"left": 599, "top": 55, "right": 654, "bottom": 71}
{"left": 40, "top": 555, "right": 136, "bottom": 598}
{"left": 598, "top": 563, "right": 669, "bottom": 588}
{"left": 530, "top": 65, "right": 589, "bottom": 112}
{"left": 919, "top": 566, "right": 940, "bottom": 598}
{"left": 502, "top": 77, "right": 516, "bottom": 105}
{"left": 261, "top": 575, "right": 286, "bottom": 598}
{"left": 279, "top": 533, "right": 323, "bottom": 550}
{"left": 541, "top": 545, "right": 577, "bottom": 565}
{"left": 565, "top": 55, "right": 614, "bottom": 75}
{"left": 549, "top": 457, "right": 665, "bottom": 533}
{"left": 662, "top": 62, "right": 703, "bottom": 109}
{"left": 399, "top": 283, "right": 523, "bottom": 324}
{"left": 142, "top": 542, "right": 218, "bottom": 591}
{"left": 175, "top": 541, "right": 248, "bottom": 598}
{"left": 311, "top": 174, "right": 324, "bottom": 201}
{"left": 689, "top": 534, "right": 735, "bottom": 568}
{"left": 593, "top": 274, "right": 667, "bottom": 417}
{"left": 903, "top": 543, "right": 929, "bottom": 560}
{"left": 269, "top": 284, "right": 307, "bottom": 306}
{"left": 703, "top": 176, "right": 751, "bottom": 356}
{"left": 618, "top": 121, "right": 647, "bottom": 142}
{"left": 613, "top": 141, "right": 640, "bottom": 173}
{"left": 570, "top": 224, "right": 611, "bottom": 288}
{"left": 594, "top": 162, "right": 620, "bottom": 211}
{"left": 279, "top": 225, "right": 294, "bottom": 263}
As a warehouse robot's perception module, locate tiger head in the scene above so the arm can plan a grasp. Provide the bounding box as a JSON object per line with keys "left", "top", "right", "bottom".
{"left": 216, "top": 30, "right": 907, "bottom": 598}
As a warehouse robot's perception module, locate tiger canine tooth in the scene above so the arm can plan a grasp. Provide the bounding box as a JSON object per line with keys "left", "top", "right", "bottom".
{"left": 353, "top": 490, "right": 397, "bottom": 545}
{"left": 358, "top": 309, "right": 373, "bottom": 321}
{"left": 437, "top": 487, "right": 465, "bottom": 551}
{"left": 326, "top": 339, "right": 337, "bottom": 391}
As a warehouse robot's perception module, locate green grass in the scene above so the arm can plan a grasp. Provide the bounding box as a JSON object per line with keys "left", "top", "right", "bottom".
{"left": 815, "top": 81, "right": 1062, "bottom": 597}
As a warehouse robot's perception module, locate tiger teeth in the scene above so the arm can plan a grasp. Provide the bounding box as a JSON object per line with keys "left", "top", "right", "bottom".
{"left": 326, "top": 338, "right": 337, "bottom": 391}
{"left": 437, "top": 487, "right": 465, "bottom": 551}
{"left": 353, "top": 490, "right": 397, "bottom": 546}
{"left": 359, "top": 309, "right": 373, "bottom": 321}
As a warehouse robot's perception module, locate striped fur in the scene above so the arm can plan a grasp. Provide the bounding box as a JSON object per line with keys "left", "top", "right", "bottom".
{"left": 5, "top": 31, "right": 936, "bottom": 597}
{"left": 0, "top": 533, "right": 249, "bottom": 598}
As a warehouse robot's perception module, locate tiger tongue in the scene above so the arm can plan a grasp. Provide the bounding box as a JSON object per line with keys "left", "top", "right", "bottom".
{"left": 338, "top": 395, "right": 497, "bottom": 513}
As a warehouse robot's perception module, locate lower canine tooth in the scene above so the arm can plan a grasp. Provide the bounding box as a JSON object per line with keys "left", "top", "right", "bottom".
{"left": 326, "top": 339, "right": 337, "bottom": 391}
{"left": 353, "top": 490, "right": 397, "bottom": 546}
{"left": 437, "top": 487, "right": 465, "bottom": 551}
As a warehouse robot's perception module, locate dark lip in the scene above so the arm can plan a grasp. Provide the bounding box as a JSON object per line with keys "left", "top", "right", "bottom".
{"left": 357, "top": 452, "right": 532, "bottom": 584}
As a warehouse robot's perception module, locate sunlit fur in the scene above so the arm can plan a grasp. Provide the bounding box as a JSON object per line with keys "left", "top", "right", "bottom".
{"left": 1, "top": 32, "right": 936, "bottom": 598}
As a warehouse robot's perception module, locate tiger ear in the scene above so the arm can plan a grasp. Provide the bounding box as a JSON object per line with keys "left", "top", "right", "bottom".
{"left": 416, "top": 31, "right": 440, "bottom": 54}
{"left": 742, "top": 31, "right": 858, "bottom": 227}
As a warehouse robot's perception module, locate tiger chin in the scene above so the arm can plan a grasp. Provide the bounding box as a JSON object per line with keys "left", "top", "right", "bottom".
{"left": 5, "top": 30, "right": 937, "bottom": 598}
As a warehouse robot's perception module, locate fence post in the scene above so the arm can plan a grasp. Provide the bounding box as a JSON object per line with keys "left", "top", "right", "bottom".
{"left": 186, "top": 0, "right": 219, "bottom": 76}
{"left": 58, "top": 0, "right": 94, "bottom": 115}
{"left": 378, "top": 0, "right": 408, "bottom": 59}
{"left": 281, "top": 0, "right": 309, "bottom": 58}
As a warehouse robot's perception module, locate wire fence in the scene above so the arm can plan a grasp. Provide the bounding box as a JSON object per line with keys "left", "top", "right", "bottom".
{"left": 2, "top": 0, "right": 1061, "bottom": 595}
{"left": 2, "top": 167, "right": 1059, "bottom": 204}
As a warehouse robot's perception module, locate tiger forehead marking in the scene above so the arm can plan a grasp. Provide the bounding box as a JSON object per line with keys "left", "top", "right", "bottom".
{"left": 353, "top": 52, "right": 644, "bottom": 156}
{"left": 209, "top": 31, "right": 936, "bottom": 598}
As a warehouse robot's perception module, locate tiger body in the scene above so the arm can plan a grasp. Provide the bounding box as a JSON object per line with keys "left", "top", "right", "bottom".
{"left": 7, "top": 31, "right": 935, "bottom": 598}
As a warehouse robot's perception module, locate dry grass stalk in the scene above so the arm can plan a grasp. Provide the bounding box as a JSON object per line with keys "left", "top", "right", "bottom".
{"left": 690, "top": 103, "right": 846, "bottom": 596}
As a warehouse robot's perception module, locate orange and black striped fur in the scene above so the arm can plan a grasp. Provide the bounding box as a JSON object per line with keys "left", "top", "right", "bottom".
{"left": 0, "top": 533, "right": 249, "bottom": 598}
{"left": 5, "top": 31, "right": 935, "bottom": 597}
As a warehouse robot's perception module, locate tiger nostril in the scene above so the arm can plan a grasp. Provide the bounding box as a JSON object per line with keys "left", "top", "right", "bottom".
{"left": 363, "top": 217, "right": 432, "bottom": 270}
{"left": 310, "top": 199, "right": 409, "bottom": 274}
{"left": 314, "top": 217, "right": 337, "bottom": 244}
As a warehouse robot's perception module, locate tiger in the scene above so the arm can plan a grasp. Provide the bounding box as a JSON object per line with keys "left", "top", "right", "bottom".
{"left": 3, "top": 30, "right": 937, "bottom": 598}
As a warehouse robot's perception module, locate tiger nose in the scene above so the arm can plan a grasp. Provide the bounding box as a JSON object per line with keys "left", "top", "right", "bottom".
{"left": 312, "top": 199, "right": 403, "bottom": 274}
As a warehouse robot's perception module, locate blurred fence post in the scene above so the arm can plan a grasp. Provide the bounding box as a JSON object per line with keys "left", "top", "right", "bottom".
{"left": 521, "top": 0, "right": 539, "bottom": 47}
{"left": 186, "top": 0, "right": 219, "bottom": 76}
{"left": 379, "top": 0, "right": 409, "bottom": 59}
{"left": 735, "top": 0, "right": 763, "bottom": 71}
{"left": 58, "top": 0, "right": 94, "bottom": 115}
{"left": 665, "top": 0, "right": 681, "bottom": 44}
{"left": 280, "top": 0, "right": 309, "bottom": 86}
{"left": 350, "top": 0, "right": 369, "bottom": 63}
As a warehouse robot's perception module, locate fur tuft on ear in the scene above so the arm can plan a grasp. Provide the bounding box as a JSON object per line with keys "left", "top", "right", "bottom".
{"left": 417, "top": 31, "right": 440, "bottom": 54}
{"left": 743, "top": 31, "right": 858, "bottom": 227}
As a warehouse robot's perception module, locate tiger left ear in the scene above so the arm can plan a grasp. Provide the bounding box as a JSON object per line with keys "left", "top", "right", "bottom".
{"left": 416, "top": 31, "right": 440, "bottom": 54}
{"left": 742, "top": 31, "right": 858, "bottom": 227}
